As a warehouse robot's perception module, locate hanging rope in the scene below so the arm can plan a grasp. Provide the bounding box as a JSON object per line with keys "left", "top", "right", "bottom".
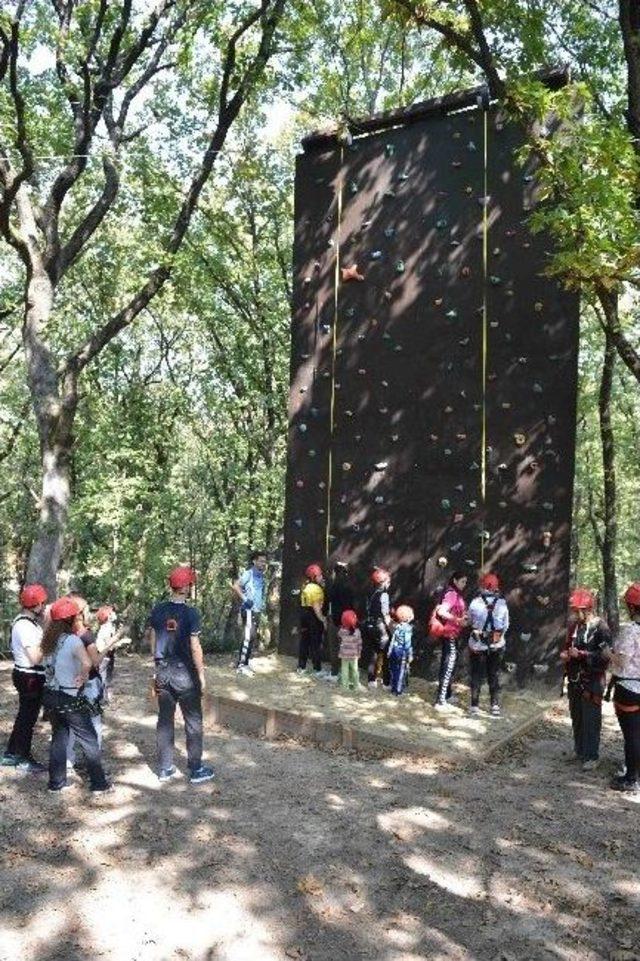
{"left": 325, "top": 148, "right": 344, "bottom": 559}
{"left": 480, "top": 99, "right": 489, "bottom": 570}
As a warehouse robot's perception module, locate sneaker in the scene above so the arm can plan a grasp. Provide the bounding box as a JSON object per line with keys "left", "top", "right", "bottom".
{"left": 368, "top": 680, "right": 378, "bottom": 689}
{"left": 490, "top": 704, "right": 502, "bottom": 718}
{"left": 1, "top": 753, "right": 20, "bottom": 767}
{"left": 295, "top": 667, "right": 306, "bottom": 676}
{"left": 189, "top": 765, "right": 215, "bottom": 784}
{"left": 468, "top": 706, "right": 481, "bottom": 716}
{"left": 382, "top": 684, "right": 391, "bottom": 692}
{"left": 16, "top": 758, "right": 46, "bottom": 773}
{"left": 48, "top": 783, "right": 73, "bottom": 793}
{"left": 582, "top": 759, "right": 599, "bottom": 772}
{"left": 609, "top": 778, "right": 639, "bottom": 794}
{"left": 324, "top": 673, "right": 339, "bottom": 683}
{"left": 434, "top": 701, "right": 449, "bottom": 711}
{"left": 158, "top": 766, "right": 178, "bottom": 783}
{"left": 313, "top": 670, "right": 325, "bottom": 679}
{"left": 91, "top": 783, "right": 114, "bottom": 794}
{"left": 236, "top": 665, "right": 254, "bottom": 677}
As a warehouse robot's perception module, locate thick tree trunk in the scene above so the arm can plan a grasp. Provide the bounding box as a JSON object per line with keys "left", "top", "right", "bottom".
{"left": 598, "top": 328, "right": 619, "bottom": 631}
{"left": 23, "top": 268, "right": 77, "bottom": 597}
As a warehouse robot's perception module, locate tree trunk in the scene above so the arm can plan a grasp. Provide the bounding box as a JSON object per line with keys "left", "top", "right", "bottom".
{"left": 23, "top": 268, "right": 77, "bottom": 597}
{"left": 598, "top": 327, "right": 619, "bottom": 630}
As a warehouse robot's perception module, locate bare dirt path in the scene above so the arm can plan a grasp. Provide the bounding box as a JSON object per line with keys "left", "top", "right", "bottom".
{"left": 0, "top": 659, "right": 638, "bottom": 961}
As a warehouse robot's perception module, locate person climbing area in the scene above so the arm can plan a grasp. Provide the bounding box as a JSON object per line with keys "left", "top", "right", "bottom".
{"left": 232, "top": 550, "right": 268, "bottom": 676}
{"left": 432, "top": 571, "right": 469, "bottom": 710}
{"left": 337, "top": 608, "right": 362, "bottom": 691}
{"left": 148, "top": 566, "right": 214, "bottom": 785}
{"left": 2, "top": 584, "right": 49, "bottom": 772}
{"left": 467, "top": 573, "right": 509, "bottom": 717}
{"left": 387, "top": 605, "right": 414, "bottom": 696}
{"left": 325, "top": 561, "right": 356, "bottom": 683}
{"left": 606, "top": 582, "right": 640, "bottom": 794}
{"left": 362, "top": 568, "right": 393, "bottom": 689}
{"left": 560, "top": 587, "right": 611, "bottom": 771}
{"left": 42, "top": 597, "right": 111, "bottom": 794}
{"left": 297, "top": 563, "right": 327, "bottom": 676}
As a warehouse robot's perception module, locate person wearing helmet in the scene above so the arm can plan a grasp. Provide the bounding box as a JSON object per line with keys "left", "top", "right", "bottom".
{"left": 1, "top": 584, "right": 48, "bottom": 772}
{"left": 387, "top": 605, "right": 415, "bottom": 696}
{"left": 607, "top": 583, "right": 640, "bottom": 794}
{"left": 325, "top": 562, "right": 356, "bottom": 683}
{"left": 148, "top": 566, "right": 214, "bottom": 784}
{"left": 65, "top": 593, "right": 109, "bottom": 768}
{"left": 467, "top": 573, "right": 510, "bottom": 717}
{"left": 337, "top": 609, "right": 362, "bottom": 691}
{"left": 560, "top": 587, "right": 611, "bottom": 771}
{"left": 42, "top": 597, "right": 110, "bottom": 793}
{"left": 297, "top": 563, "right": 327, "bottom": 676}
{"left": 433, "top": 571, "right": 469, "bottom": 710}
{"left": 362, "top": 568, "right": 393, "bottom": 688}
{"left": 232, "top": 550, "right": 268, "bottom": 676}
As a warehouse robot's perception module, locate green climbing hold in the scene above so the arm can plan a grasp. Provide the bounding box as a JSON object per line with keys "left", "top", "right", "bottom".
{"left": 441, "top": 498, "right": 451, "bottom": 510}
{"left": 385, "top": 143, "right": 395, "bottom": 156}
{"left": 395, "top": 260, "right": 405, "bottom": 274}
{"left": 445, "top": 309, "right": 458, "bottom": 320}
{"left": 489, "top": 276, "right": 502, "bottom": 285}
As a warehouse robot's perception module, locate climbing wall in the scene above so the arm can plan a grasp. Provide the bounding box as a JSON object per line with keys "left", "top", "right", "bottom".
{"left": 280, "top": 104, "right": 579, "bottom": 677}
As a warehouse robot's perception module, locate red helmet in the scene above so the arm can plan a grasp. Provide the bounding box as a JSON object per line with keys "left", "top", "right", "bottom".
{"left": 19, "top": 584, "right": 47, "bottom": 609}
{"left": 168, "top": 567, "right": 196, "bottom": 590}
{"left": 395, "top": 604, "right": 414, "bottom": 623}
{"left": 305, "top": 563, "right": 323, "bottom": 582}
{"left": 96, "top": 605, "right": 114, "bottom": 624}
{"left": 50, "top": 597, "right": 81, "bottom": 621}
{"left": 479, "top": 572, "right": 500, "bottom": 592}
{"left": 569, "top": 587, "right": 595, "bottom": 611}
{"left": 371, "top": 568, "right": 390, "bottom": 586}
{"left": 340, "top": 609, "right": 358, "bottom": 631}
{"left": 624, "top": 582, "right": 640, "bottom": 608}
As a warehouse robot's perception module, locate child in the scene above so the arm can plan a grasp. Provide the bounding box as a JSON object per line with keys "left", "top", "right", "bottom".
{"left": 337, "top": 609, "right": 362, "bottom": 691}
{"left": 387, "top": 605, "right": 414, "bottom": 696}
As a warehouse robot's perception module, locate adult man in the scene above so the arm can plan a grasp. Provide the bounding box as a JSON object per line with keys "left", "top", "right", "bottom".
{"left": 148, "top": 566, "right": 214, "bottom": 784}
{"left": 467, "top": 572, "right": 510, "bottom": 717}
{"left": 2, "top": 584, "right": 48, "bottom": 771}
{"left": 232, "top": 550, "right": 268, "bottom": 676}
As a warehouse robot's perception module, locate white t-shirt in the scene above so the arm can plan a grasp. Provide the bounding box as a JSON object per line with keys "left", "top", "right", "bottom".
{"left": 11, "top": 615, "right": 43, "bottom": 671}
{"left": 468, "top": 593, "right": 509, "bottom": 652}
{"left": 613, "top": 622, "right": 640, "bottom": 695}
{"left": 44, "top": 633, "right": 85, "bottom": 694}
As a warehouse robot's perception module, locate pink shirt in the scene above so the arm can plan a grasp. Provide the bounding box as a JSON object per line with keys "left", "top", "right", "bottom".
{"left": 436, "top": 588, "right": 466, "bottom": 640}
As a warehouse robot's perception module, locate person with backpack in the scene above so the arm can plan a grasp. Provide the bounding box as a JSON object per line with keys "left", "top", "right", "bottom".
{"left": 387, "top": 605, "right": 414, "bottom": 696}
{"left": 232, "top": 550, "right": 268, "bottom": 676}
{"left": 363, "top": 568, "right": 393, "bottom": 689}
{"left": 65, "top": 593, "right": 107, "bottom": 767}
{"left": 148, "top": 566, "right": 214, "bottom": 784}
{"left": 560, "top": 587, "right": 611, "bottom": 771}
{"left": 42, "top": 596, "right": 111, "bottom": 793}
{"left": 1, "top": 584, "right": 48, "bottom": 772}
{"left": 431, "top": 571, "right": 469, "bottom": 710}
{"left": 607, "top": 582, "right": 640, "bottom": 794}
{"left": 297, "top": 563, "right": 327, "bottom": 676}
{"left": 337, "top": 609, "right": 362, "bottom": 691}
{"left": 467, "top": 573, "right": 509, "bottom": 717}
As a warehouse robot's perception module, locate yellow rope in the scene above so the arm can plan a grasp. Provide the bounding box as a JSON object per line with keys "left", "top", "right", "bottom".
{"left": 480, "top": 105, "right": 488, "bottom": 570}
{"left": 325, "top": 149, "right": 344, "bottom": 559}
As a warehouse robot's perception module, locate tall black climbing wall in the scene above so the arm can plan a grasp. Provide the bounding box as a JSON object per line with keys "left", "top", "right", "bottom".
{"left": 280, "top": 103, "right": 579, "bottom": 677}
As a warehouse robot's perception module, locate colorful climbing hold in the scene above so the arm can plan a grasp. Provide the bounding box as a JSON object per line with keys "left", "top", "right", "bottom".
{"left": 341, "top": 264, "right": 364, "bottom": 282}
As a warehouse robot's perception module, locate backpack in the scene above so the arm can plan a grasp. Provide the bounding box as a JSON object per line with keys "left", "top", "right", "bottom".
{"left": 427, "top": 584, "right": 450, "bottom": 641}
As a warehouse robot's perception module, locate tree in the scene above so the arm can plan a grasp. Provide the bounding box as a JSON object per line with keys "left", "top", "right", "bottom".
{"left": 0, "top": 0, "right": 288, "bottom": 594}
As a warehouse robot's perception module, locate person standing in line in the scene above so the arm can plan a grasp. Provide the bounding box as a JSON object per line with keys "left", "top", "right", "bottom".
{"left": 325, "top": 562, "right": 356, "bottom": 683}
{"left": 65, "top": 594, "right": 106, "bottom": 767}
{"left": 43, "top": 597, "right": 110, "bottom": 794}
{"left": 148, "top": 566, "right": 214, "bottom": 784}
{"left": 467, "top": 572, "right": 509, "bottom": 717}
{"left": 297, "top": 563, "right": 327, "bottom": 677}
{"left": 232, "top": 550, "right": 268, "bottom": 676}
{"left": 387, "top": 605, "right": 414, "bottom": 696}
{"left": 2, "top": 584, "right": 48, "bottom": 772}
{"left": 363, "top": 568, "right": 393, "bottom": 689}
{"left": 337, "top": 609, "right": 362, "bottom": 691}
{"left": 433, "top": 571, "right": 469, "bottom": 710}
{"left": 560, "top": 587, "right": 611, "bottom": 771}
{"left": 607, "top": 582, "right": 640, "bottom": 794}
{"left": 95, "top": 606, "right": 118, "bottom": 703}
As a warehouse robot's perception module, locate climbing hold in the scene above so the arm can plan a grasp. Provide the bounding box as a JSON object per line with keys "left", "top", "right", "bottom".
{"left": 381, "top": 380, "right": 389, "bottom": 388}
{"left": 445, "top": 309, "right": 458, "bottom": 319}
{"left": 501, "top": 402, "right": 511, "bottom": 410}
{"left": 536, "top": 595, "right": 550, "bottom": 607}
{"left": 299, "top": 423, "right": 308, "bottom": 433}
{"left": 450, "top": 542, "right": 462, "bottom": 552}
{"left": 520, "top": 632, "right": 532, "bottom": 642}
{"left": 464, "top": 559, "right": 475, "bottom": 567}
{"left": 300, "top": 352, "right": 310, "bottom": 360}
{"left": 321, "top": 324, "right": 331, "bottom": 334}
{"left": 461, "top": 267, "right": 471, "bottom": 278}
{"left": 391, "top": 434, "right": 399, "bottom": 442}
{"left": 467, "top": 141, "right": 477, "bottom": 152}
{"left": 449, "top": 240, "right": 460, "bottom": 248}
{"left": 318, "top": 481, "right": 326, "bottom": 489}
{"left": 542, "top": 531, "right": 552, "bottom": 548}
{"left": 542, "top": 502, "right": 554, "bottom": 512}
{"left": 489, "top": 276, "right": 502, "bottom": 286}
{"left": 295, "top": 478, "right": 304, "bottom": 490}
{"left": 395, "top": 260, "right": 405, "bottom": 274}
{"left": 384, "top": 290, "right": 392, "bottom": 301}
{"left": 317, "top": 508, "right": 325, "bottom": 515}
{"left": 469, "top": 462, "right": 480, "bottom": 471}
{"left": 385, "top": 143, "right": 395, "bottom": 156}
{"left": 374, "top": 496, "right": 385, "bottom": 504}
{"left": 370, "top": 250, "right": 383, "bottom": 260}
{"left": 465, "top": 185, "right": 473, "bottom": 195}
{"left": 513, "top": 433, "right": 526, "bottom": 447}
{"left": 441, "top": 498, "right": 451, "bottom": 510}
{"left": 444, "top": 405, "right": 453, "bottom": 414}
{"left": 456, "top": 433, "right": 467, "bottom": 441}
{"left": 534, "top": 301, "right": 543, "bottom": 312}
{"left": 342, "top": 462, "right": 352, "bottom": 471}
{"left": 453, "top": 513, "right": 464, "bottom": 523}
{"left": 294, "top": 518, "right": 303, "bottom": 528}
{"left": 384, "top": 189, "right": 396, "bottom": 199}
{"left": 468, "top": 500, "right": 477, "bottom": 509}
{"left": 477, "top": 196, "right": 490, "bottom": 207}
{"left": 497, "top": 463, "right": 508, "bottom": 472}
{"left": 429, "top": 434, "right": 439, "bottom": 442}
{"left": 344, "top": 410, "right": 354, "bottom": 418}
{"left": 346, "top": 307, "right": 356, "bottom": 318}
{"left": 322, "top": 370, "right": 331, "bottom": 378}
{"left": 349, "top": 181, "right": 358, "bottom": 195}
{"left": 382, "top": 333, "right": 392, "bottom": 342}
{"left": 498, "top": 500, "right": 507, "bottom": 508}
{"left": 505, "top": 228, "right": 517, "bottom": 238}
{"left": 328, "top": 239, "right": 335, "bottom": 247}
{"left": 379, "top": 406, "right": 389, "bottom": 413}
{"left": 387, "top": 524, "right": 395, "bottom": 533}
{"left": 451, "top": 160, "right": 462, "bottom": 168}
{"left": 384, "top": 226, "right": 395, "bottom": 238}
{"left": 341, "top": 264, "right": 364, "bottom": 282}
{"left": 532, "top": 382, "right": 543, "bottom": 394}
{"left": 374, "top": 461, "right": 388, "bottom": 470}
{"left": 437, "top": 556, "right": 448, "bottom": 568}
{"left": 436, "top": 218, "right": 448, "bottom": 229}
{"left": 444, "top": 448, "right": 452, "bottom": 456}
{"left": 454, "top": 484, "right": 464, "bottom": 493}
{"left": 522, "top": 563, "right": 538, "bottom": 573}
{"left": 357, "top": 368, "right": 367, "bottom": 375}
{"left": 393, "top": 345, "right": 403, "bottom": 353}
{"left": 459, "top": 337, "right": 470, "bottom": 346}
{"left": 308, "top": 449, "right": 316, "bottom": 457}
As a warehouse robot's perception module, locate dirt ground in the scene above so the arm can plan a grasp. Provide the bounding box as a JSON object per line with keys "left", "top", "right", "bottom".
{"left": 0, "top": 658, "right": 638, "bottom": 961}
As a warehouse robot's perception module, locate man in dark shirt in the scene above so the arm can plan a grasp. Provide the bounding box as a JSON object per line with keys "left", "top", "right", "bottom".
{"left": 148, "top": 566, "right": 214, "bottom": 784}
{"left": 325, "top": 562, "right": 356, "bottom": 682}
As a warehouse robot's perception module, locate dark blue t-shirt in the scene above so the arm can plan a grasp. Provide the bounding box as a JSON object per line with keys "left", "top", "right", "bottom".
{"left": 149, "top": 601, "right": 201, "bottom": 667}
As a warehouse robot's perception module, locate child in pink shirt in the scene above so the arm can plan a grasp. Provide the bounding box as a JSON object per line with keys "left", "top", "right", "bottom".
{"left": 338, "top": 610, "right": 362, "bottom": 691}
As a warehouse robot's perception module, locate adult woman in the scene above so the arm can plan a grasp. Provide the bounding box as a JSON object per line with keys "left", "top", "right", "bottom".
{"left": 560, "top": 588, "right": 611, "bottom": 771}
{"left": 433, "top": 571, "right": 468, "bottom": 709}
{"left": 42, "top": 597, "right": 110, "bottom": 793}
{"left": 363, "top": 568, "right": 393, "bottom": 688}
{"left": 297, "top": 563, "right": 327, "bottom": 676}
{"left": 608, "top": 583, "right": 640, "bottom": 794}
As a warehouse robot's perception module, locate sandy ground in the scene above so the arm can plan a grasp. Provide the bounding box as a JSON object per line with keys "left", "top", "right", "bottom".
{"left": 211, "top": 653, "right": 554, "bottom": 758}
{"left": 0, "top": 658, "right": 638, "bottom": 961}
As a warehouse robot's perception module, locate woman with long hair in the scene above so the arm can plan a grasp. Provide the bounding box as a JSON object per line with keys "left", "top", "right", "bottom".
{"left": 433, "top": 571, "right": 469, "bottom": 709}
{"left": 607, "top": 583, "right": 640, "bottom": 794}
{"left": 42, "top": 597, "right": 110, "bottom": 793}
